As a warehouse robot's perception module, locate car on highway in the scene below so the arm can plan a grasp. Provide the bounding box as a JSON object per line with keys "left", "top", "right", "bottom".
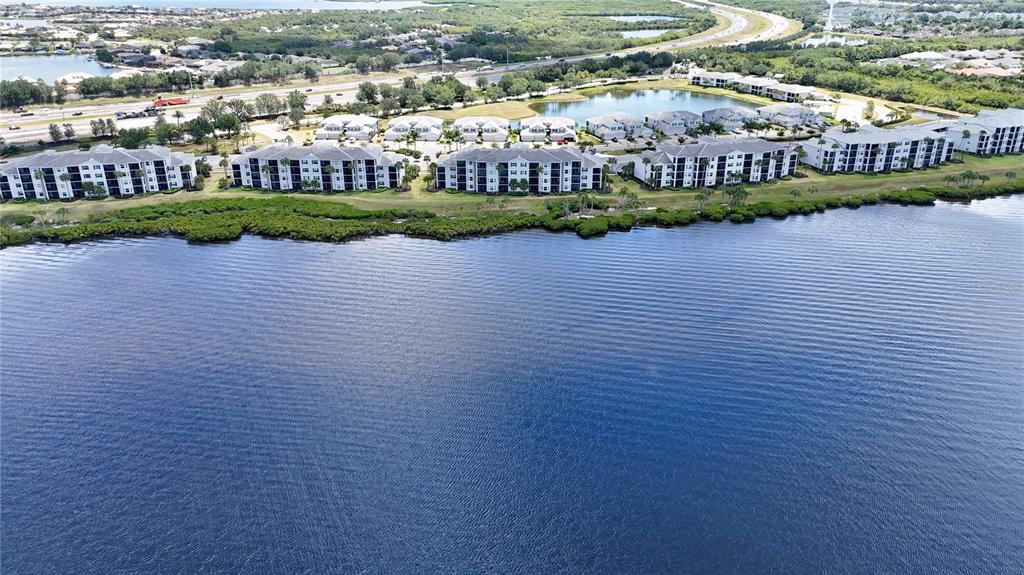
{"left": 20, "top": 112, "right": 33, "bottom": 117}
{"left": 9, "top": 124, "right": 21, "bottom": 130}
{"left": 71, "top": 111, "right": 84, "bottom": 116}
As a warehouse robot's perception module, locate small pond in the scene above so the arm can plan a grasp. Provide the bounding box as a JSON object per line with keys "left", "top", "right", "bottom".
{"left": 532, "top": 88, "right": 759, "bottom": 124}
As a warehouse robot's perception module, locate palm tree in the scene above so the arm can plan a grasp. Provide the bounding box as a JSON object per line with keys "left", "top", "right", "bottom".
{"left": 405, "top": 130, "right": 419, "bottom": 151}
{"left": 960, "top": 129, "right": 971, "bottom": 161}
{"left": 694, "top": 189, "right": 711, "bottom": 210}
{"left": 173, "top": 109, "right": 184, "bottom": 127}
{"left": 600, "top": 164, "right": 612, "bottom": 193}
{"left": 726, "top": 185, "right": 749, "bottom": 206}
{"left": 219, "top": 157, "right": 230, "bottom": 177}
{"left": 794, "top": 145, "right": 807, "bottom": 166}
{"left": 440, "top": 127, "right": 455, "bottom": 153}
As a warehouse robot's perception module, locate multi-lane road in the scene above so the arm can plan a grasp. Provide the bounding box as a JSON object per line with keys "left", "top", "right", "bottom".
{"left": 1, "top": 1, "right": 800, "bottom": 145}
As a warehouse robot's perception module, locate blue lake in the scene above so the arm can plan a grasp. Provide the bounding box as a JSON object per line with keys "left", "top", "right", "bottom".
{"left": 620, "top": 29, "right": 676, "bottom": 39}
{"left": 800, "top": 34, "right": 868, "bottom": 47}
{"left": 533, "top": 88, "right": 759, "bottom": 123}
{"left": 1, "top": 196, "right": 1023, "bottom": 574}
{"left": 607, "top": 15, "right": 680, "bottom": 23}
{"left": 1, "top": 19, "right": 50, "bottom": 28}
{"left": 0, "top": 55, "right": 121, "bottom": 83}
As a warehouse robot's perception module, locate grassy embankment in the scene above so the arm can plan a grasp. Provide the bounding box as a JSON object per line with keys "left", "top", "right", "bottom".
{"left": 3, "top": 156, "right": 1021, "bottom": 247}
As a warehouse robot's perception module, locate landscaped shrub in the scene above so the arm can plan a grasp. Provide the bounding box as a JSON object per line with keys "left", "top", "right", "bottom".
{"left": 575, "top": 217, "right": 610, "bottom": 237}
{"left": 0, "top": 214, "right": 35, "bottom": 226}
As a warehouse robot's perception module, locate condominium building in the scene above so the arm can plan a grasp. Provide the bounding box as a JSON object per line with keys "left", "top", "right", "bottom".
{"left": 585, "top": 112, "right": 653, "bottom": 140}
{"left": 1, "top": 145, "right": 195, "bottom": 201}
{"left": 644, "top": 110, "right": 702, "bottom": 135}
{"left": 766, "top": 83, "right": 819, "bottom": 103}
{"left": 690, "top": 70, "right": 824, "bottom": 103}
{"left": 702, "top": 107, "right": 758, "bottom": 131}
{"left": 731, "top": 76, "right": 778, "bottom": 97}
{"left": 633, "top": 138, "right": 798, "bottom": 189}
{"left": 230, "top": 143, "right": 405, "bottom": 192}
{"left": 383, "top": 115, "right": 443, "bottom": 142}
{"left": 756, "top": 103, "right": 828, "bottom": 127}
{"left": 315, "top": 114, "right": 379, "bottom": 141}
{"left": 452, "top": 116, "right": 510, "bottom": 142}
{"left": 434, "top": 144, "right": 606, "bottom": 194}
{"left": 690, "top": 71, "right": 742, "bottom": 88}
{"left": 935, "top": 108, "right": 1024, "bottom": 155}
{"left": 800, "top": 125, "right": 954, "bottom": 174}
{"left": 519, "top": 116, "right": 577, "bottom": 142}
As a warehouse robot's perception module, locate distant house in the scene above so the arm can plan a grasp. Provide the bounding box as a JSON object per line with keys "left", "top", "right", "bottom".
{"left": 519, "top": 116, "right": 577, "bottom": 142}
{"left": 644, "top": 110, "right": 702, "bottom": 135}
{"left": 634, "top": 138, "right": 798, "bottom": 189}
{"left": 452, "top": 116, "right": 510, "bottom": 142}
{"left": 702, "top": 107, "right": 758, "bottom": 131}
{"left": 199, "top": 60, "right": 245, "bottom": 76}
{"left": 800, "top": 125, "right": 954, "bottom": 174}
{"left": 383, "top": 116, "right": 443, "bottom": 142}
{"left": 316, "top": 114, "right": 379, "bottom": 141}
{"left": 434, "top": 144, "right": 606, "bottom": 194}
{"left": 176, "top": 44, "right": 203, "bottom": 55}
{"left": 585, "top": 112, "right": 652, "bottom": 140}
{"left": 756, "top": 103, "right": 828, "bottom": 127}
{"left": 230, "top": 143, "right": 405, "bottom": 191}
{"left": 56, "top": 72, "right": 95, "bottom": 87}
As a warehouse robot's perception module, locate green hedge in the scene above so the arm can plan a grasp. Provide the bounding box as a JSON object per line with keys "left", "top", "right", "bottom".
{"left": 3, "top": 183, "right": 1021, "bottom": 248}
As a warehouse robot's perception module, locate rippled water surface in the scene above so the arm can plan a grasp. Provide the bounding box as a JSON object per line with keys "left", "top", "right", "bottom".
{"left": 2, "top": 198, "right": 1023, "bottom": 574}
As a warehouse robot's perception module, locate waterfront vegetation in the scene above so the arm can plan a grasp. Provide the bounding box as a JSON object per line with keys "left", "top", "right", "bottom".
{"left": 3, "top": 174, "right": 1020, "bottom": 247}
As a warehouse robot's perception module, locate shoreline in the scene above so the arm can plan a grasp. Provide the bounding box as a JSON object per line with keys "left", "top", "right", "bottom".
{"left": 3, "top": 186, "right": 1020, "bottom": 249}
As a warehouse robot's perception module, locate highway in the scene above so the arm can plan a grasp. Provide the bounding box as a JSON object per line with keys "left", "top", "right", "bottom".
{"left": 0, "top": 1, "right": 799, "bottom": 145}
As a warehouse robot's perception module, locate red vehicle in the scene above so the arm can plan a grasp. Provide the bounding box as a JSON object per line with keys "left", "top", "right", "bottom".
{"left": 152, "top": 96, "right": 191, "bottom": 108}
